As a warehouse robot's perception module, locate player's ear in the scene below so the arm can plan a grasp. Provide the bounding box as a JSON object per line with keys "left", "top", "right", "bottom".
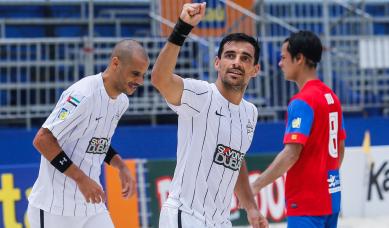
{"left": 111, "top": 57, "right": 120, "bottom": 69}
{"left": 252, "top": 63, "right": 260, "bottom": 78}
{"left": 214, "top": 56, "right": 220, "bottom": 71}
{"left": 295, "top": 53, "right": 304, "bottom": 65}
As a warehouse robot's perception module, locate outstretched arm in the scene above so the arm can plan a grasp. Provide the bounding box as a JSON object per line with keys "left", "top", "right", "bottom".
{"left": 151, "top": 2, "right": 206, "bottom": 105}
{"left": 235, "top": 160, "right": 268, "bottom": 228}
{"left": 251, "top": 143, "right": 302, "bottom": 195}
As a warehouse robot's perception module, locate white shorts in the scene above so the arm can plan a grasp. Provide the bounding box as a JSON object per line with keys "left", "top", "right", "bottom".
{"left": 159, "top": 206, "right": 232, "bottom": 228}
{"left": 27, "top": 204, "right": 114, "bottom": 228}
{"left": 159, "top": 206, "right": 204, "bottom": 228}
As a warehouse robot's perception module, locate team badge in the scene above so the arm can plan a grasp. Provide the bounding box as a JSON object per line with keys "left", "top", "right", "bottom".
{"left": 246, "top": 120, "right": 254, "bottom": 141}
{"left": 58, "top": 108, "right": 69, "bottom": 120}
{"left": 292, "top": 117, "right": 301, "bottom": 128}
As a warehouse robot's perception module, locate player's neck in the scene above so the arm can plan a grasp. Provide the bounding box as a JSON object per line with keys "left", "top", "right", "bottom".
{"left": 295, "top": 69, "right": 318, "bottom": 91}
{"left": 102, "top": 71, "right": 120, "bottom": 99}
{"left": 215, "top": 80, "right": 244, "bottom": 105}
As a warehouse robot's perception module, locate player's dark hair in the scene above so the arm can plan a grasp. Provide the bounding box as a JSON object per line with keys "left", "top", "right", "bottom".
{"left": 284, "top": 30, "right": 322, "bottom": 68}
{"left": 217, "top": 33, "right": 260, "bottom": 65}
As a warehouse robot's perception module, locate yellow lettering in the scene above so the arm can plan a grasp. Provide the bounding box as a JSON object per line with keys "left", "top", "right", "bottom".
{"left": 24, "top": 187, "right": 32, "bottom": 228}
{"left": 0, "top": 173, "right": 22, "bottom": 228}
{"left": 204, "top": 7, "right": 225, "bottom": 22}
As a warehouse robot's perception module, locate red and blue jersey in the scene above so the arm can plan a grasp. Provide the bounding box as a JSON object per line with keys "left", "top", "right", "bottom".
{"left": 283, "top": 80, "right": 346, "bottom": 216}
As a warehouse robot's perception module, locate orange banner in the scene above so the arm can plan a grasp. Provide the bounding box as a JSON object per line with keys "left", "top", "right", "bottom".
{"left": 159, "top": 0, "right": 255, "bottom": 37}
{"left": 105, "top": 160, "right": 140, "bottom": 228}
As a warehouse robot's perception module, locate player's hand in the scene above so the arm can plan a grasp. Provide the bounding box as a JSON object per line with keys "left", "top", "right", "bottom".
{"left": 118, "top": 165, "right": 136, "bottom": 199}
{"left": 246, "top": 207, "right": 269, "bottom": 228}
{"left": 179, "top": 2, "right": 206, "bottom": 27}
{"left": 76, "top": 175, "right": 106, "bottom": 204}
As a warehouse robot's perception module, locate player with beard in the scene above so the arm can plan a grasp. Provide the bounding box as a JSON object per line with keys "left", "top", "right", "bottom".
{"left": 151, "top": 2, "right": 268, "bottom": 228}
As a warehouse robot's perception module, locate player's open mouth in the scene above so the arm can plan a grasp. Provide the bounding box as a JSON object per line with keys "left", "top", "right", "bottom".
{"left": 227, "top": 69, "right": 243, "bottom": 76}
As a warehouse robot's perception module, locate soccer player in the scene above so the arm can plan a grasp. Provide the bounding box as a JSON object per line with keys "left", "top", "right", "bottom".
{"left": 27, "top": 40, "right": 149, "bottom": 228}
{"left": 151, "top": 3, "right": 268, "bottom": 228}
{"left": 251, "top": 31, "right": 346, "bottom": 228}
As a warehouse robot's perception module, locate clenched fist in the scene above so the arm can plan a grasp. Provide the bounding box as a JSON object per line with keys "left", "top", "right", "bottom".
{"left": 179, "top": 2, "right": 207, "bottom": 27}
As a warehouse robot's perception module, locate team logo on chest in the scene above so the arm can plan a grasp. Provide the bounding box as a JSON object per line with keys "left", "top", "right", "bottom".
{"left": 213, "top": 144, "right": 244, "bottom": 171}
{"left": 86, "top": 137, "right": 110, "bottom": 154}
{"left": 246, "top": 119, "right": 254, "bottom": 141}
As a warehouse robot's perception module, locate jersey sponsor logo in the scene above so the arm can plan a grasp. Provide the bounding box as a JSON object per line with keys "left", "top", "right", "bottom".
{"left": 115, "top": 112, "right": 120, "bottom": 120}
{"left": 58, "top": 108, "right": 69, "bottom": 120}
{"left": 328, "top": 170, "right": 341, "bottom": 194}
{"left": 67, "top": 95, "right": 80, "bottom": 107}
{"left": 213, "top": 144, "right": 244, "bottom": 171}
{"left": 95, "top": 116, "right": 103, "bottom": 121}
{"left": 325, "top": 93, "right": 335, "bottom": 105}
{"left": 292, "top": 117, "right": 301, "bottom": 129}
{"left": 86, "top": 137, "right": 110, "bottom": 154}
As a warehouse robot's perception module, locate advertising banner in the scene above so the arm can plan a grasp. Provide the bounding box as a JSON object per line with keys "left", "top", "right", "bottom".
{"left": 159, "top": 0, "right": 255, "bottom": 37}
{"left": 3, "top": 148, "right": 389, "bottom": 227}
{"left": 341, "top": 146, "right": 389, "bottom": 217}
{"left": 105, "top": 160, "right": 140, "bottom": 228}
{"left": 0, "top": 164, "right": 39, "bottom": 228}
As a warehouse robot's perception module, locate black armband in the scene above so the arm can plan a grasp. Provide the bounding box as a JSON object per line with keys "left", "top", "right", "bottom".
{"left": 50, "top": 151, "right": 73, "bottom": 173}
{"left": 104, "top": 146, "right": 118, "bottom": 165}
{"left": 168, "top": 18, "right": 194, "bottom": 46}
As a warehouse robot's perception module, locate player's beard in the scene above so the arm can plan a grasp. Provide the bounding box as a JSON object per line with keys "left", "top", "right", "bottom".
{"left": 220, "top": 72, "right": 247, "bottom": 93}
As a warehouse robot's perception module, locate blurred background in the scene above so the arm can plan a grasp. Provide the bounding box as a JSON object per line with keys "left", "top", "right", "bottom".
{"left": 0, "top": 0, "right": 388, "bottom": 227}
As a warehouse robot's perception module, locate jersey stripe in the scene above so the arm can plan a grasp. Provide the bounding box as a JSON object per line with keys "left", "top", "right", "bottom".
{"left": 211, "top": 102, "right": 233, "bottom": 221}
{"left": 189, "top": 90, "right": 214, "bottom": 208}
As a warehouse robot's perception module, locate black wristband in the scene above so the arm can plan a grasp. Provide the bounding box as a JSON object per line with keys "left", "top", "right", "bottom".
{"left": 104, "top": 146, "right": 118, "bottom": 165}
{"left": 51, "top": 151, "right": 73, "bottom": 173}
{"left": 168, "top": 18, "right": 194, "bottom": 46}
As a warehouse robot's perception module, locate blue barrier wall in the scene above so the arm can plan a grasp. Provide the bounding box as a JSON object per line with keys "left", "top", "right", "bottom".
{"left": 1, "top": 116, "right": 388, "bottom": 165}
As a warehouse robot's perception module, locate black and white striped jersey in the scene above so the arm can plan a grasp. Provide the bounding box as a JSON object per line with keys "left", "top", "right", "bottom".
{"left": 164, "top": 78, "right": 258, "bottom": 226}
{"left": 28, "top": 73, "right": 128, "bottom": 216}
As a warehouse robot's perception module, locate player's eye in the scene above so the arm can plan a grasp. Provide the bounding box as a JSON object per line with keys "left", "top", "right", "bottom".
{"left": 132, "top": 71, "right": 141, "bottom": 77}
{"left": 224, "top": 53, "right": 235, "bottom": 59}
{"left": 241, "top": 56, "right": 250, "bottom": 62}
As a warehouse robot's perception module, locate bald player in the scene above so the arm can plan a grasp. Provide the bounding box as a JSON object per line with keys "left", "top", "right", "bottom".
{"left": 27, "top": 40, "right": 149, "bottom": 228}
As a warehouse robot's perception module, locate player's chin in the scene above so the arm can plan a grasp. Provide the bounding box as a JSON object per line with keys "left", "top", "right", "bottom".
{"left": 227, "top": 78, "right": 244, "bottom": 87}
{"left": 125, "top": 88, "right": 137, "bottom": 95}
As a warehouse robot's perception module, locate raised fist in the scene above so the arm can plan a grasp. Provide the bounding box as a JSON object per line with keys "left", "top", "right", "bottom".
{"left": 179, "top": 2, "right": 206, "bottom": 27}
